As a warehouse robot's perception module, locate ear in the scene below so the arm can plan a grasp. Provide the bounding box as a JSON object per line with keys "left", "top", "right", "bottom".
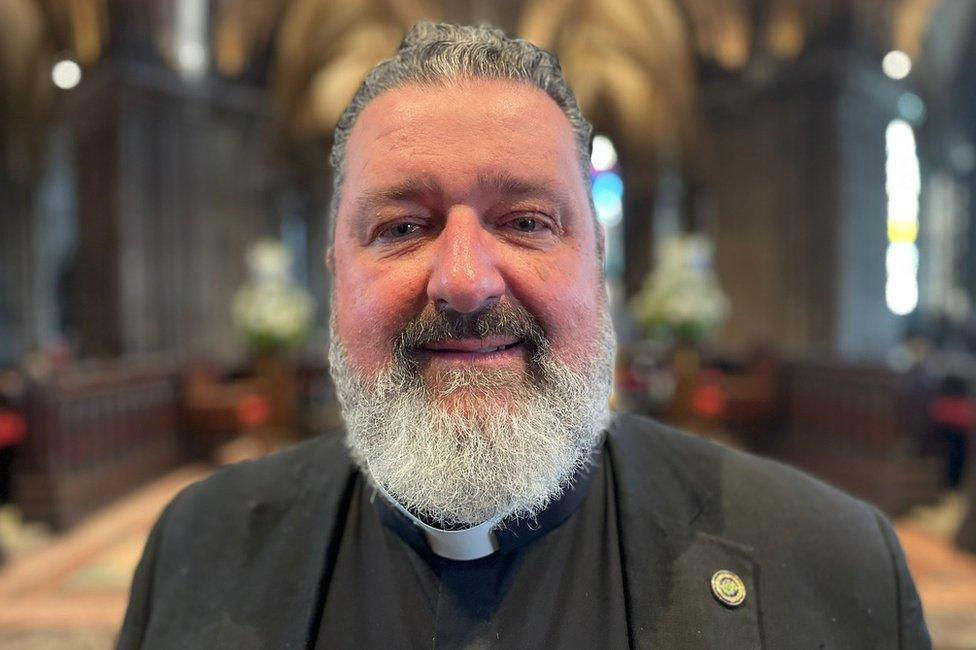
{"left": 325, "top": 246, "right": 335, "bottom": 275}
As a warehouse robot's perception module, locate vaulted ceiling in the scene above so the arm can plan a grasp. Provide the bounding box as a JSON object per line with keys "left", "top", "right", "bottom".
{"left": 0, "top": 0, "right": 964, "bottom": 178}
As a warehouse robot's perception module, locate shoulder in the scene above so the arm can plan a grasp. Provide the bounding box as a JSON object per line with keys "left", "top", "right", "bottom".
{"left": 608, "top": 414, "right": 930, "bottom": 646}
{"left": 160, "top": 431, "right": 352, "bottom": 532}
{"left": 609, "top": 411, "right": 879, "bottom": 524}
{"left": 607, "top": 411, "right": 896, "bottom": 572}
{"left": 120, "top": 431, "right": 357, "bottom": 648}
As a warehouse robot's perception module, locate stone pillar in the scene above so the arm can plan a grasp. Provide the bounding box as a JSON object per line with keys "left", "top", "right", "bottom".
{"left": 0, "top": 175, "right": 34, "bottom": 365}
{"left": 704, "top": 52, "right": 904, "bottom": 359}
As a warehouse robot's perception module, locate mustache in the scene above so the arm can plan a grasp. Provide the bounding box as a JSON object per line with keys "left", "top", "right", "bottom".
{"left": 392, "top": 301, "right": 550, "bottom": 367}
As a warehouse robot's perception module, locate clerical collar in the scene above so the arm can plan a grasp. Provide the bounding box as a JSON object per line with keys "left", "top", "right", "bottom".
{"left": 369, "top": 446, "right": 603, "bottom": 561}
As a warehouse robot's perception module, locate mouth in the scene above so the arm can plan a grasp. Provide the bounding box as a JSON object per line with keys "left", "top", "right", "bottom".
{"left": 416, "top": 337, "right": 526, "bottom": 364}
{"left": 423, "top": 336, "right": 521, "bottom": 353}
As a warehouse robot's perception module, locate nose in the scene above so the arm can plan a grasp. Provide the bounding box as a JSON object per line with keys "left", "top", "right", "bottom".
{"left": 427, "top": 208, "right": 505, "bottom": 313}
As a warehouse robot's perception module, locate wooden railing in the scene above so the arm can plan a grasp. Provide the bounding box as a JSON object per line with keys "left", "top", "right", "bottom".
{"left": 771, "top": 359, "right": 941, "bottom": 516}
{"left": 784, "top": 361, "right": 927, "bottom": 455}
{"left": 14, "top": 358, "right": 181, "bottom": 529}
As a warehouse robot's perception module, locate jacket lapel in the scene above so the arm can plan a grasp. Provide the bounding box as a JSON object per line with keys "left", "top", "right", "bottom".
{"left": 217, "top": 434, "right": 357, "bottom": 649}
{"left": 608, "top": 417, "right": 763, "bottom": 649}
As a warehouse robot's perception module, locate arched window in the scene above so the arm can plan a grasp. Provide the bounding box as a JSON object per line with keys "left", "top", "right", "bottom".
{"left": 590, "top": 135, "right": 624, "bottom": 281}
{"left": 886, "top": 119, "right": 921, "bottom": 315}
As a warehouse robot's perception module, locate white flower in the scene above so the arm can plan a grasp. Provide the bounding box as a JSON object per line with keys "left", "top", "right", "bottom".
{"left": 247, "top": 240, "right": 293, "bottom": 284}
{"left": 233, "top": 240, "right": 316, "bottom": 349}
{"left": 631, "top": 234, "right": 730, "bottom": 341}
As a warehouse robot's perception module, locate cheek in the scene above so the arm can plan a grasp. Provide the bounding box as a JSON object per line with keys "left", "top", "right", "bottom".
{"left": 544, "top": 293, "right": 605, "bottom": 364}
{"left": 333, "top": 257, "right": 428, "bottom": 373}
{"left": 513, "top": 254, "right": 605, "bottom": 365}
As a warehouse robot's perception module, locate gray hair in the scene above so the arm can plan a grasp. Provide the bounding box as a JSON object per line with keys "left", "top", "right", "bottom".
{"left": 327, "top": 21, "right": 594, "bottom": 241}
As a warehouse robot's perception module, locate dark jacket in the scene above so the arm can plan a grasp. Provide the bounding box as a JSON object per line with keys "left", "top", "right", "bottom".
{"left": 118, "top": 413, "right": 931, "bottom": 649}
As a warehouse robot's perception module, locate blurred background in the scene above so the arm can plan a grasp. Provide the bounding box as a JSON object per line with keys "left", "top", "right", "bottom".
{"left": 1, "top": 0, "right": 976, "bottom": 647}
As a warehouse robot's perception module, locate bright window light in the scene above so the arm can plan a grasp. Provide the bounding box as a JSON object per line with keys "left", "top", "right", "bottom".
{"left": 175, "top": 0, "right": 208, "bottom": 79}
{"left": 885, "top": 119, "right": 921, "bottom": 316}
{"left": 591, "top": 135, "right": 618, "bottom": 172}
{"left": 886, "top": 272, "right": 919, "bottom": 316}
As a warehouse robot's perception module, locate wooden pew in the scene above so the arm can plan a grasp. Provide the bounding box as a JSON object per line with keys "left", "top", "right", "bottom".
{"left": 13, "top": 358, "right": 181, "bottom": 530}
{"left": 768, "top": 360, "right": 943, "bottom": 516}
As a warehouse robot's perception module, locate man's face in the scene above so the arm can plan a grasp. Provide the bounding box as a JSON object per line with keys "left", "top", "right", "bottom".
{"left": 331, "top": 79, "right": 605, "bottom": 391}
{"left": 328, "top": 79, "right": 614, "bottom": 526}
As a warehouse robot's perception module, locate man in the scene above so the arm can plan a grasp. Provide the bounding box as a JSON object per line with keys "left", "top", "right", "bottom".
{"left": 119, "top": 22, "right": 930, "bottom": 649}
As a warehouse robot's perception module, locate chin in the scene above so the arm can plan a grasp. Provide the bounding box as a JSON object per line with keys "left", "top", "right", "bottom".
{"left": 429, "top": 387, "right": 525, "bottom": 422}
{"left": 420, "top": 366, "right": 535, "bottom": 408}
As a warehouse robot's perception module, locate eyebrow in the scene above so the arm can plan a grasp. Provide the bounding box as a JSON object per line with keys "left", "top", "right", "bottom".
{"left": 475, "top": 170, "right": 564, "bottom": 201}
{"left": 351, "top": 177, "right": 443, "bottom": 239}
{"left": 354, "top": 177, "right": 442, "bottom": 217}
{"left": 476, "top": 171, "right": 575, "bottom": 232}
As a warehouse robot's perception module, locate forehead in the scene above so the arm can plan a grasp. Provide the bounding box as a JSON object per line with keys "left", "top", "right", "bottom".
{"left": 340, "top": 79, "right": 584, "bottom": 205}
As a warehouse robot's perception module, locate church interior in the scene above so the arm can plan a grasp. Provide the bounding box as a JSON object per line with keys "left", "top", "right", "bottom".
{"left": 1, "top": 0, "right": 976, "bottom": 646}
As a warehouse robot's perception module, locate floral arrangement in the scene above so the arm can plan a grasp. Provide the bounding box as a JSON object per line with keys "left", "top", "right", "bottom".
{"left": 631, "top": 234, "right": 730, "bottom": 343}
{"left": 232, "top": 240, "right": 315, "bottom": 352}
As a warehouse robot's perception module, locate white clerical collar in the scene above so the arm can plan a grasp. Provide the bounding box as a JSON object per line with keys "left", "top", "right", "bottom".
{"left": 368, "top": 446, "right": 604, "bottom": 562}
{"left": 372, "top": 481, "right": 501, "bottom": 561}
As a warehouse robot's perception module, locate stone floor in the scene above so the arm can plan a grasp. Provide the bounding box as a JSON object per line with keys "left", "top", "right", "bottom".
{"left": 0, "top": 465, "right": 973, "bottom": 649}
{"left": 899, "top": 492, "right": 976, "bottom": 650}
{"left": 0, "top": 466, "right": 208, "bottom": 649}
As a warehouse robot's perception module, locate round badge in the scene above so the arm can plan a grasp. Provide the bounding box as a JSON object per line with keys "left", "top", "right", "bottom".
{"left": 710, "top": 570, "right": 747, "bottom": 608}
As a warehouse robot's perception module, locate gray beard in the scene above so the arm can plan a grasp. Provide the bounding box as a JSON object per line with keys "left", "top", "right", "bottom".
{"left": 327, "top": 305, "right": 616, "bottom": 528}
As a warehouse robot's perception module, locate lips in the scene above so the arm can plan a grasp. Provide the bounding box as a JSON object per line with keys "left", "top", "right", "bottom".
{"left": 422, "top": 337, "right": 522, "bottom": 354}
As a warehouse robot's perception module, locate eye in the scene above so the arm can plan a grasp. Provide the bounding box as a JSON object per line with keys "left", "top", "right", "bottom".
{"left": 508, "top": 216, "right": 544, "bottom": 233}
{"left": 379, "top": 222, "right": 420, "bottom": 240}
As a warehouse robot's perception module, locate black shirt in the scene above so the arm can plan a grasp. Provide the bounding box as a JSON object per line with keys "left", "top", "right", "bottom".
{"left": 315, "top": 446, "right": 630, "bottom": 649}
